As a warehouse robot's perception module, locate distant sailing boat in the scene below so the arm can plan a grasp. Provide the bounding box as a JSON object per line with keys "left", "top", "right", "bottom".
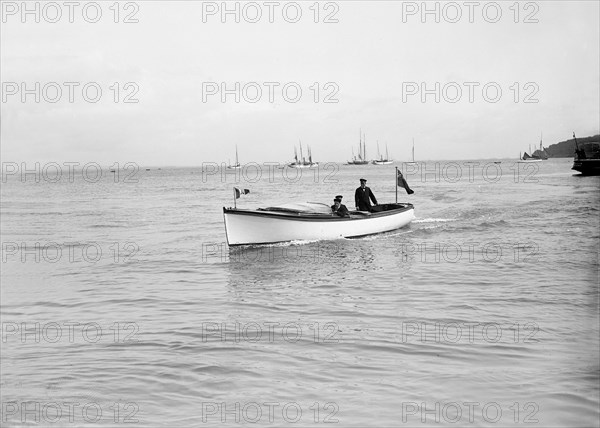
{"left": 348, "top": 130, "right": 369, "bottom": 165}
{"left": 519, "top": 135, "right": 544, "bottom": 162}
{"left": 372, "top": 142, "right": 393, "bottom": 165}
{"left": 404, "top": 139, "right": 417, "bottom": 165}
{"left": 227, "top": 146, "right": 241, "bottom": 169}
{"left": 288, "top": 141, "right": 318, "bottom": 168}
{"left": 535, "top": 133, "right": 549, "bottom": 160}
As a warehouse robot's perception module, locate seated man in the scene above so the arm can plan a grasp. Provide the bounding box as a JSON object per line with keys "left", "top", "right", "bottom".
{"left": 331, "top": 196, "right": 350, "bottom": 217}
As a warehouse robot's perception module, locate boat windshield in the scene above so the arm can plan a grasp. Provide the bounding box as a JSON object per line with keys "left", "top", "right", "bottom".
{"left": 261, "top": 202, "right": 332, "bottom": 214}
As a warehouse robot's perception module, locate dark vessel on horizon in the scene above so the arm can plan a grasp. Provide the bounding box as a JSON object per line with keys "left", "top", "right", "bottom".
{"left": 572, "top": 132, "right": 600, "bottom": 176}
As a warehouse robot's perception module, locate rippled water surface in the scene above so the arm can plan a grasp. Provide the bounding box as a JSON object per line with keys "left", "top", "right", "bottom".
{"left": 1, "top": 159, "right": 598, "bottom": 427}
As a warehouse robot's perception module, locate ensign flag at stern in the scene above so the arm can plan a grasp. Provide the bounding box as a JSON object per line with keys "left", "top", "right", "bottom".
{"left": 397, "top": 171, "right": 414, "bottom": 195}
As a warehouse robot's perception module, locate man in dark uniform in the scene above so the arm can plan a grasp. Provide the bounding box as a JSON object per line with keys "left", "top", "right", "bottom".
{"left": 331, "top": 196, "right": 350, "bottom": 217}
{"left": 355, "top": 178, "right": 378, "bottom": 211}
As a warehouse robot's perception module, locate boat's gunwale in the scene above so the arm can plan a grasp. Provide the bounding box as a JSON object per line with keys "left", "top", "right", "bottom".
{"left": 223, "top": 203, "right": 414, "bottom": 222}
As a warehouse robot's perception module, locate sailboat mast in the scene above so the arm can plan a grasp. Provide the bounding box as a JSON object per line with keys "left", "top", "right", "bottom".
{"left": 235, "top": 145, "right": 239, "bottom": 165}
{"left": 412, "top": 138, "right": 415, "bottom": 162}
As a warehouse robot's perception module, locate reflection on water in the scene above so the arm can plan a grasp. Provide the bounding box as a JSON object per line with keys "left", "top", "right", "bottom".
{"left": 226, "top": 238, "right": 415, "bottom": 290}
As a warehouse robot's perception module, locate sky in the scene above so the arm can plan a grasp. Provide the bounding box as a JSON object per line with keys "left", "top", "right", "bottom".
{"left": 1, "top": 0, "right": 599, "bottom": 166}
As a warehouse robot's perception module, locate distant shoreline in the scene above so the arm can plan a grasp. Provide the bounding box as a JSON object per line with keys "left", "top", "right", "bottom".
{"left": 544, "top": 134, "right": 600, "bottom": 158}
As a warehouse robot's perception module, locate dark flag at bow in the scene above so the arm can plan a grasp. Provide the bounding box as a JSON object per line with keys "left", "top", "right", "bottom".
{"left": 397, "top": 171, "right": 414, "bottom": 194}
{"left": 234, "top": 187, "right": 250, "bottom": 199}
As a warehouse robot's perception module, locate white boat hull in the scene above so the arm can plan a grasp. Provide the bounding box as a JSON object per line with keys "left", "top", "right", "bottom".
{"left": 287, "top": 163, "right": 319, "bottom": 169}
{"left": 223, "top": 203, "right": 415, "bottom": 246}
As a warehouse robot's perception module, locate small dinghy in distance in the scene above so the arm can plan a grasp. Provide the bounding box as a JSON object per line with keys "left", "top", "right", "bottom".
{"left": 223, "top": 202, "right": 415, "bottom": 246}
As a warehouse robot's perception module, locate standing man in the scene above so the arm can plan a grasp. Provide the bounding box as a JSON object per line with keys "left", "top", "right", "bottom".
{"left": 355, "top": 178, "right": 378, "bottom": 211}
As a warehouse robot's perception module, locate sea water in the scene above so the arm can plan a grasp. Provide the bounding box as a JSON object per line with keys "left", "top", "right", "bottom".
{"left": 1, "top": 158, "right": 598, "bottom": 427}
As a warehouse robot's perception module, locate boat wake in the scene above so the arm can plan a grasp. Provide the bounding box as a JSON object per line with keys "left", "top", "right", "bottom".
{"left": 412, "top": 218, "right": 455, "bottom": 223}
{"left": 239, "top": 239, "right": 326, "bottom": 249}
{"left": 357, "top": 229, "right": 416, "bottom": 241}
{"left": 406, "top": 218, "right": 456, "bottom": 236}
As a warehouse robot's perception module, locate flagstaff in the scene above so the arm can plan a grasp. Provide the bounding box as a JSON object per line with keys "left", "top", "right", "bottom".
{"left": 395, "top": 166, "right": 398, "bottom": 203}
